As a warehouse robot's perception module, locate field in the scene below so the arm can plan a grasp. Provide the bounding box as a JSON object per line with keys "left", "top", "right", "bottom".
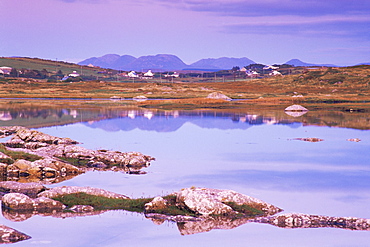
{"left": 0, "top": 57, "right": 369, "bottom": 111}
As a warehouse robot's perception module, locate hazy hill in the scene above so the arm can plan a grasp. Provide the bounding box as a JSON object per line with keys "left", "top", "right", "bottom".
{"left": 123, "top": 54, "right": 188, "bottom": 71}
{"left": 285, "top": 59, "right": 337, "bottom": 67}
{"left": 189, "top": 57, "right": 255, "bottom": 70}
{"left": 78, "top": 54, "right": 256, "bottom": 71}
{"left": 78, "top": 54, "right": 136, "bottom": 70}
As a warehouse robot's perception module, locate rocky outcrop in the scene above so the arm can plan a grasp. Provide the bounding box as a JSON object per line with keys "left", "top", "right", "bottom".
{"left": 252, "top": 213, "right": 370, "bottom": 231}
{"left": 38, "top": 186, "right": 129, "bottom": 199}
{"left": 6, "top": 158, "right": 81, "bottom": 178}
{"left": 0, "top": 126, "right": 28, "bottom": 139}
{"left": 0, "top": 126, "right": 155, "bottom": 181}
{"left": 0, "top": 224, "right": 30, "bottom": 244}
{"left": 6, "top": 128, "right": 78, "bottom": 147}
{"left": 175, "top": 187, "right": 282, "bottom": 216}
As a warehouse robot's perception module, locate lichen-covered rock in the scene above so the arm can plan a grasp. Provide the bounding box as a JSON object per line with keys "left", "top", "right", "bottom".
{"left": 0, "top": 181, "right": 45, "bottom": 197}
{"left": 12, "top": 128, "right": 79, "bottom": 145}
{"left": 176, "top": 187, "right": 282, "bottom": 216}
{"left": 5, "top": 158, "right": 81, "bottom": 180}
{"left": 177, "top": 188, "right": 233, "bottom": 216}
{"left": 33, "top": 197, "right": 66, "bottom": 212}
{"left": 0, "top": 224, "right": 31, "bottom": 244}
{"left": 2, "top": 192, "right": 65, "bottom": 212}
{"left": 2, "top": 193, "right": 35, "bottom": 211}
{"left": 38, "top": 186, "right": 129, "bottom": 199}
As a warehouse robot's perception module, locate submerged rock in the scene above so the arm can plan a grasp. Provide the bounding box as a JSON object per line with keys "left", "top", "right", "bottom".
{"left": 253, "top": 213, "right": 370, "bottom": 231}
{"left": 292, "top": 137, "right": 324, "bottom": 142}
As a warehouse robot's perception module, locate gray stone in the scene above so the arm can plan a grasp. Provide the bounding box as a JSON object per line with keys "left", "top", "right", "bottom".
{"left": 176, "top": 187, "right": 282, "bottom": 216}
{"left": 38, "top": 186, "right": 129, "bottom": 199}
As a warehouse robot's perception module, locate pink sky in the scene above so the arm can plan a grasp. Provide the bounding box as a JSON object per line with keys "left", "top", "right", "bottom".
{"left": 1, "top": 0, "right": 369, "bottom": 65}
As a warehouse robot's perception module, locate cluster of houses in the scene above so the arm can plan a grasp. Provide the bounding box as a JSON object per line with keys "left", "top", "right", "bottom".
{"left": 242, "top": 65, "right": 282, "bottom": 78}
{"left": 119, "top": 70, "right": 179, "bottom": 79}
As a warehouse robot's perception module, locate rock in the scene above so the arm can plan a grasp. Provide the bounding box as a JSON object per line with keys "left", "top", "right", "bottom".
{"left": 133, "top": 95, "right": 148, "bottom": 101}
{"left": 284, "top": 104, "right": 308, "bottom": 112}
{"left": 145, "top": 196, "right": 167, "bottom": 212}
{"left": 347, "top": 138, "right": 361, "bottom": 142}
{"left": 33, "top": 197, "right": 66, "bottom": 212}
{"left": 2, "top": 126, "right": 155, "bottom": 177}
{"left": 12, "top": 128, "right": 79, "bottom": 145}
{"left": 0, "top": 224, "right": 31, "bottom": 244}
{"left": 206, "top": 92, "right": 232, "bottom": 101}
{"left": 6, "top": 158, "right": 81, "bottom": 180}
{"left": 0, "top": 181, "right": 45, "bottom": 197}
{"left": 177, "top": 188, "right": 233, "bottom": 216}
{"left": 2, "top": 193, "right": 35, "bottom": 211}
{"left": 38, "top": 186, "right": 129, "bottom": 199}
{"left": 176, "top": 187, "right": 282, "bottom": 216}
{"left": 253, "top": 213, "right": 370, "bottom": 231}
{"left": 292, "top": 137, "right": 324, "bottom": 142}
{"left": 2, "top": 193, "right": 65, "bottom": 212}
{"left": 0, "top": 126, "right": 28, "bottom": 139}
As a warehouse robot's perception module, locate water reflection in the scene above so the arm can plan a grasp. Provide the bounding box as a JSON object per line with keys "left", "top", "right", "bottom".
{"left": 0, "top": 100, "right": 369, "bottom": 246}
{"left": 0, "top": 99, "right": 369, "bottom": 130}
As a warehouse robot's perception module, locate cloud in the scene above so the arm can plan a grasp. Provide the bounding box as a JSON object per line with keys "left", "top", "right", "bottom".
{"left": 156, "top": 0, "right": 370, "bottom": 17}
{"left": 219, "top": 14, "right": 370, "bottom": 39}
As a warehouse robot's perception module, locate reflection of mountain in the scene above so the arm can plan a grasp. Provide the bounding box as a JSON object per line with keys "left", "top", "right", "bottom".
{"left": 0, "top": 101, "right": 368, "bottom": 130}
{"left": 83, "top": 111, "right": 300, "bottom": 132}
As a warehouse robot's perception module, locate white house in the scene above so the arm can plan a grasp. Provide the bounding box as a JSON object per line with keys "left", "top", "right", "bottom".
{"left": 0, "top": 66, "right": 12, "bottom": 75}
{"left": 128, "top": 71, "right": 139, "bottom": 78}
{"left": 68, "top": 71, "right": 80, "bottom": 77}
{"left": 143, "top": 70, "right": 154, "bottom": 79}
{"left": 269, "top": 70, "right": 282, "bottom": 76}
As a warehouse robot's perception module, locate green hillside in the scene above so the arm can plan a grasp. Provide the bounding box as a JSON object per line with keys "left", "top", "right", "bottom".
{"left": 0, "top": 57, "right": 111, "bottom": 78}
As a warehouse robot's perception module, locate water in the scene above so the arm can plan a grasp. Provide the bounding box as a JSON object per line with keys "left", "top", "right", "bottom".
{"left": 0, "top": 103, "right": 369, "bottom": 246}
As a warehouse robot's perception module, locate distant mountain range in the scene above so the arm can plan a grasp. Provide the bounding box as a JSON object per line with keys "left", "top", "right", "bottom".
{"left": 284, "top": 59, "right": 337, "bottom": 67}
{"left": 79, "top": 54, "right": 360, "bottom": 71}
{"left": 78, "top": 54, "right": 257, "bottom": 71}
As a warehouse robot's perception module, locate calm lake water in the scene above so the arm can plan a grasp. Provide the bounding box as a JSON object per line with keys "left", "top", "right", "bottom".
{"left": 1, "top": 101, "right": 370, "bottom": 246}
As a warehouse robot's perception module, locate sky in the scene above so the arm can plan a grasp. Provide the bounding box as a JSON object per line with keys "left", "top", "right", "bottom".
{"left": 1, "top": 0, "right": 370, "bottom": 66}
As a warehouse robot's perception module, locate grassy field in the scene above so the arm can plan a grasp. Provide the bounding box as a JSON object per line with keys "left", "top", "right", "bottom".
{"left": 0, "top": 58, "right": 369, "bottom": 111}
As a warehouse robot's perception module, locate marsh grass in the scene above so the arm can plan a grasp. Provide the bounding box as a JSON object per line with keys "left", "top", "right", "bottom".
{"left": 0, "top": 144, "right": 42, "bottom": 164}
{"left": 224, "top": 201, "right": 264, "bottom": 216}
{"left": 53, "top": 193, "right": 152, "bottom": 212}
